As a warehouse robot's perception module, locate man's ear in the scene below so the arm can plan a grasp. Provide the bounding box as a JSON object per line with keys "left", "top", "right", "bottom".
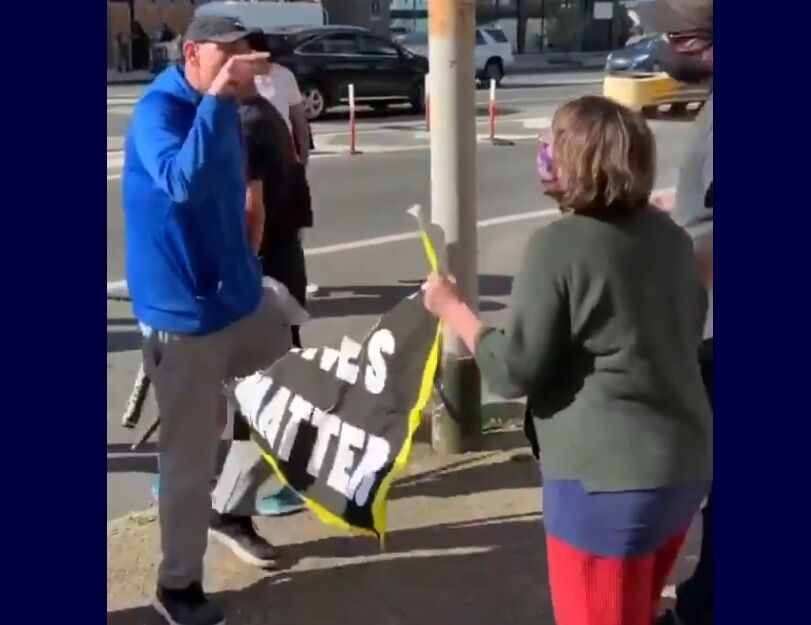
{"left": 182, "top": 41, "right": 198, "bottom": 67}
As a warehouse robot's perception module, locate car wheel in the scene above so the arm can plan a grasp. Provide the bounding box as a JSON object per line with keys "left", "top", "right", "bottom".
{"left": 669, "top": 102, "right": 688, "bottom": 115}
{"left": 302, "top": 83, "right": 327, "bottom": 121}
{"left": 484, "top": 58, "right": 504, "bottom": 86}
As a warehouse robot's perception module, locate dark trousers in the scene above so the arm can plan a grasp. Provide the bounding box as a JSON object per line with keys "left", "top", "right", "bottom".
{"left": 262, "top": 234, "right": 307, "bottom": 349}
{"left": 234, "top": 235, "right": 308, "bottom": 443}
{"left": 675, "top": 338, "right": 713, "bottom": 625}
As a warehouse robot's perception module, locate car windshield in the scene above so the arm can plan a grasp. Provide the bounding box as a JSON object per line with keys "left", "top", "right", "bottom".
{"left": 401, "top": 32, "right": 428, "bottom": 45}
{"left": 266, "top": 33, "right": 298, "bottom": 56}
{"left": 634, "top": 34, "right": 664, "bottom": 48}
{"left": 484, "top": 29, "right": 509, "bottom": 44}
{"left": 279, "top": 30, "right": 339, "bottom": 50}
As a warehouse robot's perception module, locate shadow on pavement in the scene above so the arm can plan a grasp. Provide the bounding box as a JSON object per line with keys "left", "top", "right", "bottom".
{"left": 106, "top": 440, "right": 699, "bottom": 624}
{"left": 106, "top": 275, "right": 513, "bottom": 350}
{"left": 108, "top": 317, "right": 138, "bottom": 327}
{"left": 390, "top": 453, "right": 540, "bottom": 501}
{"left": 107, "top": 514, "right": 556, "bottom": 625}
{"left": 106, "top": 441, "right": 232, "bottom": 475}
{"left": 108, "top": 329, "right": 142, "bottom": 354}
{"left": 309, "top": 274, "right": 512, "bottom": 320}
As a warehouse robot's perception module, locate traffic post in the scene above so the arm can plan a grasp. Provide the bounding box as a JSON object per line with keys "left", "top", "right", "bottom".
{"left": 348, "top": 83, "right": 360, "bottom": 155}
{"left": 428, "top": 0, "right": 482, "bottom": 454}
{"left": 425, "top": 73, "right": 431, "bottom": 132}
{"left": 487, "top": 78, "right": 514, "bottom": 147}
{"left": 488, "top": 77, "right": 497, "bottom": 142}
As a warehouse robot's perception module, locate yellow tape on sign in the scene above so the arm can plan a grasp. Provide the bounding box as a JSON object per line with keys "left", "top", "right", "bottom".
{"left": 373, "top": 207, "right": 442, "bottom": 546}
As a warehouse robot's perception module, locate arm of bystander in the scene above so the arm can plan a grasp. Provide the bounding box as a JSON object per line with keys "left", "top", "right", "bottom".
{"left": 285, "top": 68, "right": 310, "bottom": 164}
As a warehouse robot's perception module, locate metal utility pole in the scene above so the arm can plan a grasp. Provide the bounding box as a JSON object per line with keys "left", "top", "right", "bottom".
{"left": 427, "top": 0, "right": 481, "bottom": 454}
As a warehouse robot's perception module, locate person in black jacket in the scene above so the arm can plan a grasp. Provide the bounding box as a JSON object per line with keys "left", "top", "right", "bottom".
{"left": 239, "top": 93, "right": 312, "bottom": 348}
{"left": 228, "top": 77, "right": 312, "bottom": 518}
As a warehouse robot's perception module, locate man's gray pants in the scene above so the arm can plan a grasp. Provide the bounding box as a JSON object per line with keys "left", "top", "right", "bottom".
{"left": 142, "top": 292, "right": 292, "bottom": 589}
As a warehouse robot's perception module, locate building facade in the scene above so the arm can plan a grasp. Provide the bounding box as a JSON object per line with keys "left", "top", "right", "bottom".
{"left": 390, "top": 0, "right": 636, "bottom": 52}
{"left": 108, "top": 1, "right": 638, "bottom": 72}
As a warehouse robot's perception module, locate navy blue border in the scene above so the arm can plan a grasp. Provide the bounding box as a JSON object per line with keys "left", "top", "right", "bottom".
{"left": 0, "top": 1, "right": 105, "bottom": 622}
{"left": 2, "top": 2, "right": 806, "bottom": 623}
{"left": 719, "top": 2, "right": 811, "bottom": 623}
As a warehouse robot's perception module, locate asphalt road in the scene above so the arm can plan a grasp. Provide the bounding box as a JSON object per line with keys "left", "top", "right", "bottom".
{"left": 106, "top": 75, "right": 695, "bottom": 520}
{"left": 108, "top": 71, "right": 609, "bottom": 280}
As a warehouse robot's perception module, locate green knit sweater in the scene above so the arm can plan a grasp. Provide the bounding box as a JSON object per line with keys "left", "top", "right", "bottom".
{"left": 476, "top": 209, "right": 712, "bottom": 492}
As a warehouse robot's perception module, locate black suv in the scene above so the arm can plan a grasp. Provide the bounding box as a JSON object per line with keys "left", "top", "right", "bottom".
{"left": 266, "top": 26, "right": 429, "bottom": 120}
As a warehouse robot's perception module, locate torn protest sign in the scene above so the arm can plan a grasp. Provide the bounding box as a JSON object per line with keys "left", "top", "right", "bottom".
{"left": 231, "top": 207, "right": 441, "bottom": 541}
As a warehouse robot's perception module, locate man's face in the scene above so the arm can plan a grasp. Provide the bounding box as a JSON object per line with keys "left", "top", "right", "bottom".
{"left": 669, "top": 30, "right": 712, "bottom": 61}
{"left": 659, "top": 30, "right": 713, "bottom": 83}
{"left": 184, "top": 39, "right": 252, "bottom": 91}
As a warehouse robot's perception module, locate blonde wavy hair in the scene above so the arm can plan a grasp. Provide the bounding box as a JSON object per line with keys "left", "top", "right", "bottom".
{"left": 551, "top": 96, "right": 655, "bottom": 215}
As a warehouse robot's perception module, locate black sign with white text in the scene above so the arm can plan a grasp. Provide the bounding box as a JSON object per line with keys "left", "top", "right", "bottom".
{"left": 232, "top": 292, "right": 440, "bottom": 539}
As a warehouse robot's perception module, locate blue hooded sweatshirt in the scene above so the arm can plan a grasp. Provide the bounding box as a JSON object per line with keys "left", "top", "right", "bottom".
{"left": 122, "top": 65, "right": 262, "bottom": 335}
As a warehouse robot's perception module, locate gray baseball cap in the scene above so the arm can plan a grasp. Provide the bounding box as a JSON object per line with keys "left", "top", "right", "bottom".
{"left": 638, "top": 0, "right": 713, "bottom": 34}
{"left": 183, "top": 16, "right": 257, "bottom": 44}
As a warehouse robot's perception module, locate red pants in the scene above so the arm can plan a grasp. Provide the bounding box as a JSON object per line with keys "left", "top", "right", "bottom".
{"left": 546, "top": 529, "right": 687, "bottom": 625}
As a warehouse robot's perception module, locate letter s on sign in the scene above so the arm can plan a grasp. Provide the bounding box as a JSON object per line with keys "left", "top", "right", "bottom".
{"left": 364, "top": 329, "right": 395, "bottom": 394}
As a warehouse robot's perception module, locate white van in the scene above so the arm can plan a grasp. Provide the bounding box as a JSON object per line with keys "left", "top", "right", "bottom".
{"left": 194, "top": 1, "right": 327, "bottom": 33}
{"left": 399, "top": 25, "right": 515, "bottom": 85}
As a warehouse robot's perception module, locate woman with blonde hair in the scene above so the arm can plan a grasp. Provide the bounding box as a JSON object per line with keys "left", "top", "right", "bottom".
{"left": 422, "top": 96, "right": 712, "bottom": 625}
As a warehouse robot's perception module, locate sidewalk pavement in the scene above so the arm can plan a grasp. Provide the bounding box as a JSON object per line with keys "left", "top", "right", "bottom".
{"left": 512, "top": 51, "right": 608, "bottom": 74}
{"left": 106, "top": 52, "right": 608, "bottom": 85}
{"left": 107, "top": 432, "right": 703, "bottom": 625}
{"left": 108, "top": 69, "right": 155, "bottom": 85}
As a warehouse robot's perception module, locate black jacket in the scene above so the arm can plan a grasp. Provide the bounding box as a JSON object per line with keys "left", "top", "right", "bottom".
{"left": 239, "top": 96, "right": 313, "bottom": 246}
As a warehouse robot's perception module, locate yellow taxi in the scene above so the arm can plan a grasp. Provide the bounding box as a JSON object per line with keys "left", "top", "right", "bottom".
{"left": 603, "top": 72, "right": 709, "bottom": 115}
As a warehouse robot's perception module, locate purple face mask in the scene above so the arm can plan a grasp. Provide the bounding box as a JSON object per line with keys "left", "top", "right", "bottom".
{"left": 536, "top": 141, "right": 556, "bottom": 184}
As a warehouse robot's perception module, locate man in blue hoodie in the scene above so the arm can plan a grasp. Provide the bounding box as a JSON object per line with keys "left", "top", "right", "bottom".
{"left": 123, "top": 16, "right": 291, "bottom": 625}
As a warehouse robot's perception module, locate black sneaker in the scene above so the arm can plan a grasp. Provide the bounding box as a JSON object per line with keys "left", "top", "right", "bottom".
{"left": 153, "top": 582, "right": 225, "bottom": 625}
{"left": 209, "top": 513, "right": 282, "bottom": 568}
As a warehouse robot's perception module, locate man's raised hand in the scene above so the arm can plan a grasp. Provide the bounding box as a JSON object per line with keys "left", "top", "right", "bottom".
{"left": 208, "top": 52, "right": 270, "bottom": 97}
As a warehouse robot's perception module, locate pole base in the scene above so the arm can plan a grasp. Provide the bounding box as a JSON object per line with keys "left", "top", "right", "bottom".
{"left": 491, "top": 138, "right": 515, "bottom": 147}
{"left": 431, "top": 356, "right": 482, "bottom": 454}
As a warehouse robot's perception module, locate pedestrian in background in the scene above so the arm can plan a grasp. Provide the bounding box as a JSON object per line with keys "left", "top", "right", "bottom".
{"left": 640, "top": 1, "right": 714, "bottom": 624}
{"left": 116, "top": 30, "right": 131, "bottom": 73}
{"left": 422, "top": 96, "right": 712, "bottom": 625}
{"left": 221, "top": 59, "right": 313, "bottom": 517}
{"left": 240, "top": 94, "right": 311, "bottom": 347}
{"left": 131, "top": 20, "right": 150, "bottom": 71}
{"left": 248, "top": 32, "right": 319, "bottom": 297}
{"left": 123, "top": 16, "right": 294, "bottom": 625}
{"left": 245, "top": 32, "right": 313, "bottom": 345}
{"left": 249, "top": 33, "right": 311, "bottom": 164}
